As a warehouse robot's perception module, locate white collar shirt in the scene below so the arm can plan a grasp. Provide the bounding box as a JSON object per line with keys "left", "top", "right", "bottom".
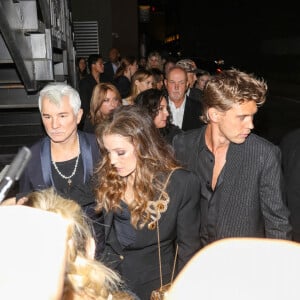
{"left": 186, "top": 88, "right": 191, "bottom": 97}
{"left": 168, "top": 96, "right": 187, "bottom": 129}
{"left": 112, "top": 63, "right": 119, "bottom": 74}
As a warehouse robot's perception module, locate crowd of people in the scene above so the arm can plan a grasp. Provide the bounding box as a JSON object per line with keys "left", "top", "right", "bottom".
{"left": 1, "top": 47, "right": 299, "bottom": 300}
{"left": 76, "top": 49, "right": 207, "bottom": 131}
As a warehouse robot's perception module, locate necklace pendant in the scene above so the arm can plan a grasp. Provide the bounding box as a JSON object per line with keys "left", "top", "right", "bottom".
{"left": 67, "top": 178, "right": 72, "bottom": 186}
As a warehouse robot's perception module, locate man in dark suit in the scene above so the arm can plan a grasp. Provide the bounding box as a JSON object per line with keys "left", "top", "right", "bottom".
{"left": 101, "top": 47, "right": 120, "bottom": 83}
{"left": 79, "top": 54, "right": 104, "bottom": 129}
{"left": 17, "top": 82, "right": 104, "bottom": 257}
{"left": 164, "top": 66, "right": 204, "bottom": 131}
{"left": 173, "top": 69, "right": 292, "bottom": 246}
{"left": 280, "top": 128, "right": 300, "bottom": 242}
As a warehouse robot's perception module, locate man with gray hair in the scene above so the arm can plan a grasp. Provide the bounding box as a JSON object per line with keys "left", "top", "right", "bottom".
{"left": 164, "top": 66, "right": 204, "bottom": 131}
{"left": 19, "top": 82, "right": 100, "bottom": 197}
{"left": 16, "top": 82, "right": 104, "bottom": 257}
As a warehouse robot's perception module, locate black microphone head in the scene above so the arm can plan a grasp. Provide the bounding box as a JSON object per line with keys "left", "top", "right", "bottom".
{"left": 0, "top": 147, "right": 32, "bottom": 203}
{"left": 5, "top": 147, "right": 32, "bottom": 181}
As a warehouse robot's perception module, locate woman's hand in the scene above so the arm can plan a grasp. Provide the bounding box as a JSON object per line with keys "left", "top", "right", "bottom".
{"left": 0, "top": 197, "right": 17, "bottom": 206}
{"left": 1, "top": 197, "right": 28, "bottom": 206}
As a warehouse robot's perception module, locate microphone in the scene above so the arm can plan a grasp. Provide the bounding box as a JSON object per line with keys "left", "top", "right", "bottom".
{"left": 0, "top": 147, "right": 32, "bottom": 203}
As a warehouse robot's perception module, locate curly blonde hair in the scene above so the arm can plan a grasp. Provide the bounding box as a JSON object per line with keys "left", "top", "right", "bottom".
{"left": 94, "top": 105, "right": 180, "bottom": 229}
{"left": 25, "top": 188, "right": 133, "bottom": 300}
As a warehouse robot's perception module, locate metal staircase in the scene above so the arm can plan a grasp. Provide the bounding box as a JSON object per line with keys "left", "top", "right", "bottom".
{"left": 0, "top": 0, "right": 76, "bottom": 168}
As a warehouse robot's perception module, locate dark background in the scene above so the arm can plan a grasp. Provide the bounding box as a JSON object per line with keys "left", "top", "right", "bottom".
{"left": 71, "top": 1, "right": 300, "bottom": 82}
{"left": 142, "top": 1, "right": 300, "bottom": 80}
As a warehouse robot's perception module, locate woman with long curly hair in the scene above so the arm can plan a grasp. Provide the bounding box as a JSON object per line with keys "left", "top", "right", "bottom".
{"left": 94, "top": 105, "right": 201, "bottom": 300}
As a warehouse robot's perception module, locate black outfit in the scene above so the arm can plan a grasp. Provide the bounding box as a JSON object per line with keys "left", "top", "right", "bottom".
{"left": 51, "top": 155, "right": 84, "bottom": 193}
{"left": 160, "top": 124, "right": 183, "bottom": 144}
{"left": 79, "top": 74, "right": 99, "bottom": 128}
{"left": 188, "top": 87, "right": 203, "bottom": 103}
{"left": 280, "top": 128, "right": 300, "bottom": 241}
{"left": 82, "top": 116, "right": 94, "bottom": 134}
{"left": 18, "top": 131, "right": 104, "bottom": 258}
{"left": 173, "top": 127, "right": 292, "bottom": 246}
{"left": 101, "top": 62, "right": 117, "bottom": 83}
{"left": 101, "top": 169, "right": 201, "bottom": 300}
{"left": 177, "top": 95, "right": 204, "bottom": 131}
{"left": 76, "top": 69, "right": 88, "bottom": 89}
{"left": 113, "top": 75, "right": 131, "bottom": 98}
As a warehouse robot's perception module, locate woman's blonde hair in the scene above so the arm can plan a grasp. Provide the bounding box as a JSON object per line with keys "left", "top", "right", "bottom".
{"left": 125, "top": 69, "right": 153, "bottom": 105}
{"left": 25, "top": 188, "right": 132, "bottom": 300}
{"left": 146, "top": 51, "right": 163, "bottom": 71}
{"left": 94, "top": 105, "right": 180, "bottom": 229}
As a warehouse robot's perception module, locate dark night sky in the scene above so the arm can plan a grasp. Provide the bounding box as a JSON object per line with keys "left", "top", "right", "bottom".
{"left": 140, "top": 1, "right": 300, "bottom": 80}
{"left": 159, "top": 1, "right": 300, "bottom": 77}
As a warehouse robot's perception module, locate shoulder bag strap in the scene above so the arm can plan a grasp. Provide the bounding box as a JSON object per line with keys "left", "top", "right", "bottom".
{"left": 156, "top": 168, "right": 179, "bottom": 289}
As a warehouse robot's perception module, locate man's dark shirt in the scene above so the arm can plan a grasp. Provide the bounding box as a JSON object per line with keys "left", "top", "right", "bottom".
{"left": 173, "top": 126, "right": 292, "bottom": 243}
{"left": 101, "top": 62, "right": 118, "bottom": 83}
{"left": 79, "top": 74, "right": 99, "bottom": 129}
{"left": 113, "top": 75, "right": 131, "bottom": 99}
{"left": 196, "top": 130, "right": 226, "bottom": 245}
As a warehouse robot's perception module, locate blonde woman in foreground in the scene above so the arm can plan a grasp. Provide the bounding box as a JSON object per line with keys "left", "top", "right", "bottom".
{"left": 25, "top": 188, "right": 139, "bottom": 300}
